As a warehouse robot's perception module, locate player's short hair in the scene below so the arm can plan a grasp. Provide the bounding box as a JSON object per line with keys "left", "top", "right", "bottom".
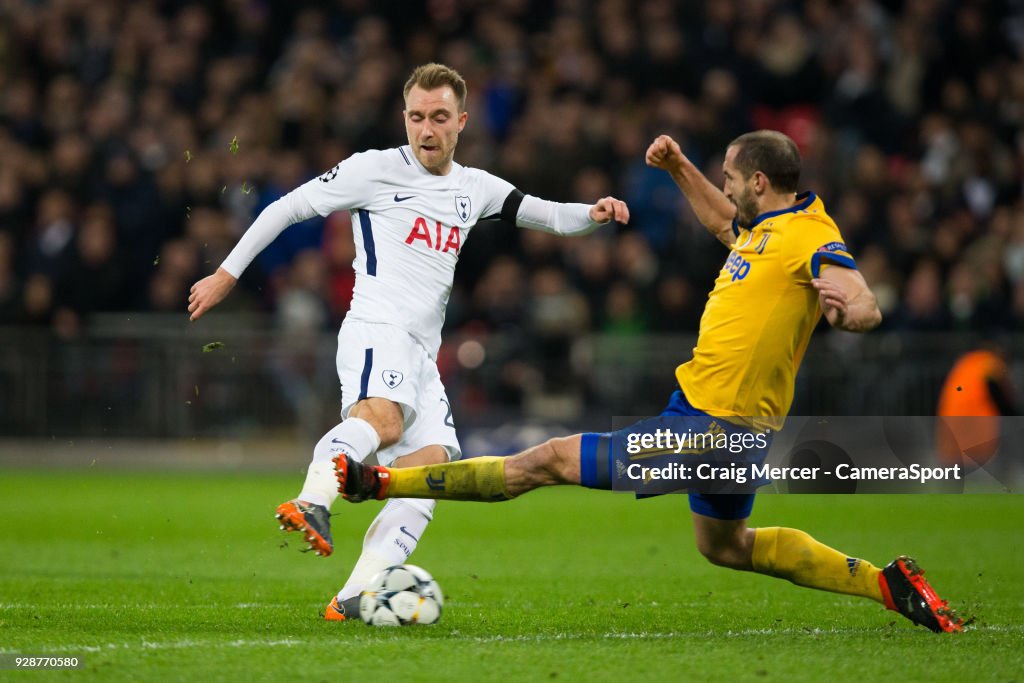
{"left": 403, "top": 63, "right": 468, "bottom": 112}
{"left": 728, "top": 130, "right": 801, "bottom": 193}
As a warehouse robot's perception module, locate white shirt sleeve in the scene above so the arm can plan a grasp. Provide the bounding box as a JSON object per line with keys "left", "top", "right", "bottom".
{"left": 220, "top": 151, "right": 382, "bottom": 278}
{"left": 299, "top": 151, "right": 379, "bottom": 217}
{"left": 220, "top": 189, "right": 318, "bottom": 278}
{"left": 472, "top": 169, "right": 517, "bottom": 219}
{"left": 515, "top": 194, "right": 602, "bottom": 236}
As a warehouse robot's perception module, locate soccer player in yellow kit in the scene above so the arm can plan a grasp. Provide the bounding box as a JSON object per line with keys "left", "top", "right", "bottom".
{"left": 336, "top": 131, "right": 965, "bottom": 633}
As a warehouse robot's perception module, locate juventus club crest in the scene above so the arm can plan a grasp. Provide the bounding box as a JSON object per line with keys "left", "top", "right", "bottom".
{"left": 382, "top": 370, "right": 404, "bottom": 389}
{"left": 455, "top": 195, "right": 471, "bottom": 222}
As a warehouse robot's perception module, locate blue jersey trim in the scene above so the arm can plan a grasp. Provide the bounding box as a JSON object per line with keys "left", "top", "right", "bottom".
{"left": 358, "top": 209, "right": 377, "bottom": 276}
{"left": 399, "top": 147, "right": 412, "bottom": 165}
{"left": 810, "top": 252, "right": 857, "bottom": 278}
{"left": 740, "top": 191, "right": 817, "bottom": 231}
{"left": 358, "top": 348, "right": 373, "bottom": 401}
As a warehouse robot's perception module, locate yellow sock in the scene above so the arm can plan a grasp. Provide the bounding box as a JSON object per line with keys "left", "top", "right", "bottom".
{"left": 388, "top": 457, "right": 513, "bottom": 502}
{"left": 751, "top": 527, "right": 883, "bottom": 603}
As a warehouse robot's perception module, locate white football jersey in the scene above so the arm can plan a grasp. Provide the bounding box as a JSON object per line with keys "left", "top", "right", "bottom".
{"left": 298, "top": 146, "right": 516, "bottom": 358}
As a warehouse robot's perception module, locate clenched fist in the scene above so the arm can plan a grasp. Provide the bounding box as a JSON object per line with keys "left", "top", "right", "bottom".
{"left": 645, "top": 134, "right": 686, "bottom": 172}
{"left": 589, "top": 196, "right": 630, "bottom": 224}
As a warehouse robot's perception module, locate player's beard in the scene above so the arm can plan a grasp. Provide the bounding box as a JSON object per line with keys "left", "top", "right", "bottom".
{"left": 733, "top": 188, "right": 759, "bottom": 228}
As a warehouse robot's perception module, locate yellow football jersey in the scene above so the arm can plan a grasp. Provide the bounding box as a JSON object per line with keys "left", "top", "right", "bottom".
{"left": 676, "top": 192, "right": 855, "bottom": 425}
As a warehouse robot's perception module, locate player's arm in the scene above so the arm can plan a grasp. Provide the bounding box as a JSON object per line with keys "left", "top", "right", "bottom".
{"left": 812, "top": 266, "right": 882, "bottom": 333}
{"left": 500, "top": 191, "right": 628, "bottom": 235}
{"left": 645, "top": 134, "right": 736, "bottom": 246}
{"left": 188, "top": 190, "right": 318, "bottom": 321}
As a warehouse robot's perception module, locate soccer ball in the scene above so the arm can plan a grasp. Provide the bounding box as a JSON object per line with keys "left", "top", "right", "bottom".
{"left": 359, "top": 564, "right": 444, "bottom": 626}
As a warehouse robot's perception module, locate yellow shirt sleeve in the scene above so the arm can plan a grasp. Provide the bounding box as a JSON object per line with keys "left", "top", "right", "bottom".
{"left": 779, "top": 216, "right": 856, "bottom": 281}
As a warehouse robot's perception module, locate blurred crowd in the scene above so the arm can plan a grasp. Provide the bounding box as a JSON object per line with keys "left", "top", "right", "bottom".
{"left": 2, "top": 0, "right": 1024, "bottom": 348}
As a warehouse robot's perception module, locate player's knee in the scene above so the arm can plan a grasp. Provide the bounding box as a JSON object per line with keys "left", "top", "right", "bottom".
{"left": 513, "top": 438, "right": 558, "bottom": 482}
{"left": 370, "top": 416, "right": 403, "bottom": 447}
{"left": 696, "top": 536, "right": 747, "bottom": 570}
{"left": 696, "top": 524, "right": 756, "bottom": 570}
{"left": 351, "top": 398, "right": 404, "bottom": 446}
{"left": 541, "top": 436, "right": 578, "bottom": 483}
{"left": 697, "top": 541, "right": 737, "bottom": 568}
{"left": 391, "top": 445, "right": 448, "bottom": 468}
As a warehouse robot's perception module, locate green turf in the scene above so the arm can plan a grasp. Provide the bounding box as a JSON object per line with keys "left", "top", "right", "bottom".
{"left": 0, "top": 470, "right": 1021, "bottom": 682}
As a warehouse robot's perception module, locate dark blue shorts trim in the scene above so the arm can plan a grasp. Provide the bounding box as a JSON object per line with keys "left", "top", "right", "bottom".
{"left": 580, "top": 432, "right": 612, "bottom": 490}
{"left": 580, "top": 433, "right": 598, "bottom": 488}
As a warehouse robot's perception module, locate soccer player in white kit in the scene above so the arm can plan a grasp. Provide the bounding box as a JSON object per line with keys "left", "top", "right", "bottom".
{"left": 188, "top": 63, "right": 629, "bottom": 620}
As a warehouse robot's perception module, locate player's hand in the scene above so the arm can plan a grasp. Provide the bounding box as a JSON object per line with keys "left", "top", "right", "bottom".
{"left": 188, "top": 268, "right": 237, "bottom": 321}
{"left": 589, "top": 196, "right": 629, "bottom": 224}
{"left": 812, "top": 277, "right": 848, "bottom": 325}
{"left": 645, "top": 134, "right": 685, "bottom": 171}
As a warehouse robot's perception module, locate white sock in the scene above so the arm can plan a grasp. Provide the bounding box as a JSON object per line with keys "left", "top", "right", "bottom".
{"left": 298, "top": 417, "right": 381, "bottom": 508}
{"left": 337, "top": 498, "right": 436, "bottom": 601}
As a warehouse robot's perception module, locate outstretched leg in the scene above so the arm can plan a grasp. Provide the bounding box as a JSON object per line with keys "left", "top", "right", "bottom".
{"left": 337, "top": 447, "right": 966, "bottom": 632}
{"left": 337, "top": 434, "right": 583, "bottom": 502}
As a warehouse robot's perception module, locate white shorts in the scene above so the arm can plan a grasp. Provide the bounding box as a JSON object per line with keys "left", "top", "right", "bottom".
{"left": 336, "top": 320, "right": 461, "bottom": 466}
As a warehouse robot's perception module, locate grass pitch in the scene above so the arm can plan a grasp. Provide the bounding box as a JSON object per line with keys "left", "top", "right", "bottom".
{"left": 1, "top": 469, "right": 1021, "bottom": 682}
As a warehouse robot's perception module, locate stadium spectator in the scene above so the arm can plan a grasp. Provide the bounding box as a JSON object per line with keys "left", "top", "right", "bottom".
{"left": 53, "top": 203, "right": 125, "bottom": 319}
